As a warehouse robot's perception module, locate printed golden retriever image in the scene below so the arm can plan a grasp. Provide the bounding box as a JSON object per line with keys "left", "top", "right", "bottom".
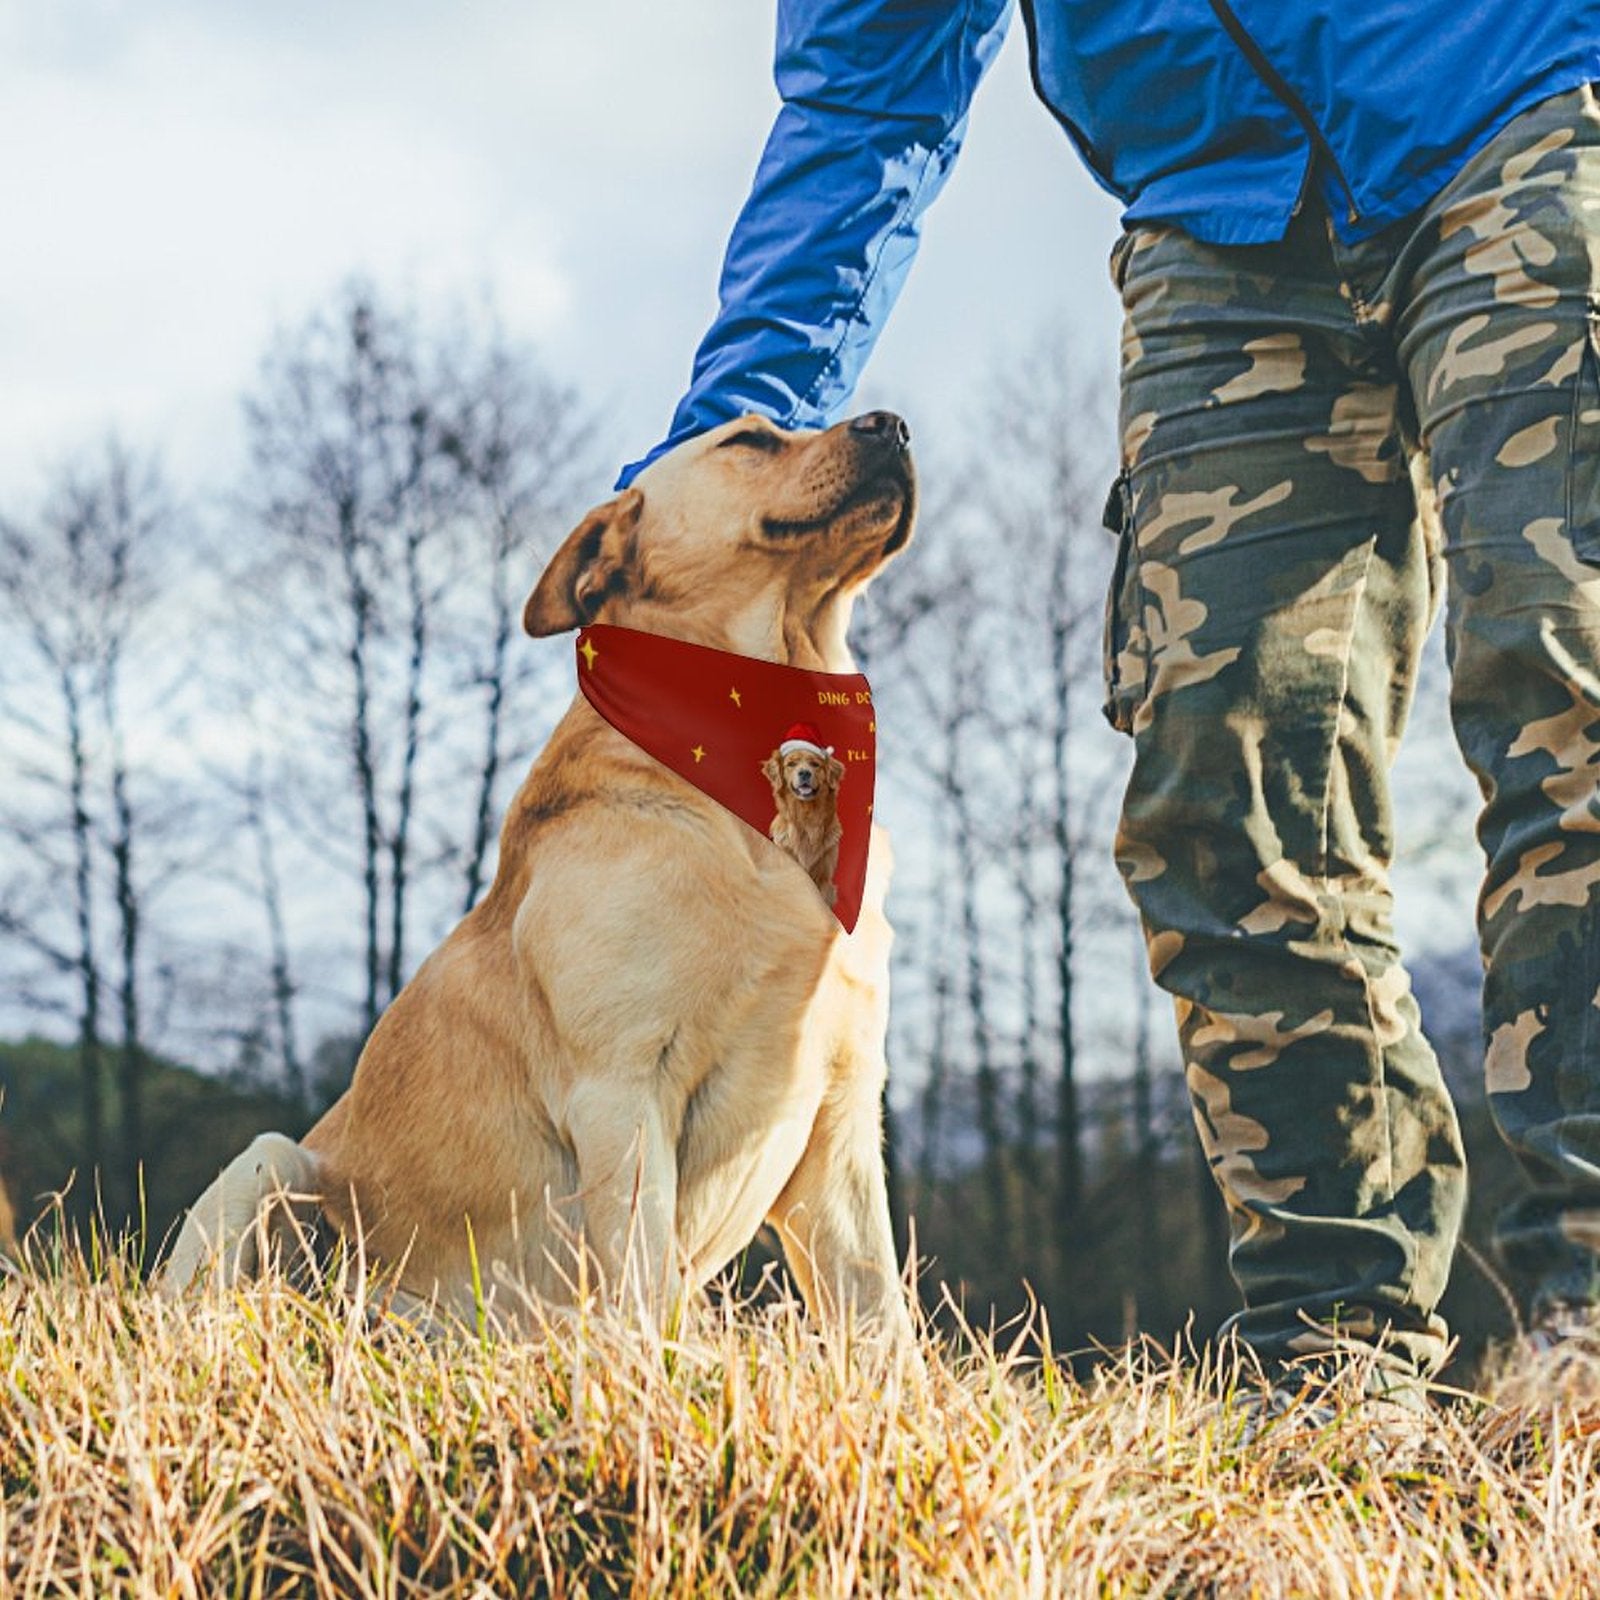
{"left": 762, "top": 722, "right": 845, "bottom": 907}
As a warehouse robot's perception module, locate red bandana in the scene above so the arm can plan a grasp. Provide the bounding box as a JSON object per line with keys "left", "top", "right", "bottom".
{"left": 574, "top": 624, "right": 876, "bottom": 931}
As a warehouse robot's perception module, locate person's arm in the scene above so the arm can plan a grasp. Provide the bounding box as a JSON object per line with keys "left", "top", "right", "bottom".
{"left": 618, "top": 0, "right": 1013, "bottom": 486}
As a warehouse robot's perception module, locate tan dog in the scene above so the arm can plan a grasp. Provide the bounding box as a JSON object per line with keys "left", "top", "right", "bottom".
{"left": 763, "top": 741, "right": 845, "bottom": 907}
{"left": 163, "top": 410, "right": 916, "bottom": 1342}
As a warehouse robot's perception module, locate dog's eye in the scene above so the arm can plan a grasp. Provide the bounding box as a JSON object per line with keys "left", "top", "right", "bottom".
{"left": 718, "top": 428, "right": 781, "bottom": 453}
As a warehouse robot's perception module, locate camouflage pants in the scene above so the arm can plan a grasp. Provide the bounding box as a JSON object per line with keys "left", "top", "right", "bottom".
{"left": 1108, "top": 84, "right": 1600, "bottom": 1374}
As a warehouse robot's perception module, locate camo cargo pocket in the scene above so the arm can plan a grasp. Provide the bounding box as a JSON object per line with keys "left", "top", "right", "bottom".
{"left": 1566, "top": 298, "right": 1600, "bottom": 564}
{"left": 1101, "top": 471, "right": 1149, "bottom": 735}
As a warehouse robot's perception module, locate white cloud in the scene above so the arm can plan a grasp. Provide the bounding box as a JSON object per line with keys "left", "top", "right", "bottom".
{"left": 0, "top": 2, "right": 1122, "bottom": 493}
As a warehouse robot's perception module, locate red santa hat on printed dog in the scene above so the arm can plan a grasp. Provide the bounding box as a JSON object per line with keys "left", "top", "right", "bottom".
{"left": 778, "top": 721, "right": 834, "bottom": 758}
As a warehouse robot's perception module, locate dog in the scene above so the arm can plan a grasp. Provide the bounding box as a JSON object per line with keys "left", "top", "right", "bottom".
{"left": 763, "top": 734, "right": 845, "bottom": 907}
{"left": 162, "top": 409, "right": 917, "bottom": 1342}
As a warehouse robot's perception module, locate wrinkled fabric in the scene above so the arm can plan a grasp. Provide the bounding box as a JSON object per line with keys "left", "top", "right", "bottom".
{"left": 1109, "top": 85, "right": 1600, "bottom": 1370}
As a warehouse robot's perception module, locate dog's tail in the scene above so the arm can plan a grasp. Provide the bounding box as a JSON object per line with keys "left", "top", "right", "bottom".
{"left": 159, "top": 1132, "right": 323, "bottom": 1296}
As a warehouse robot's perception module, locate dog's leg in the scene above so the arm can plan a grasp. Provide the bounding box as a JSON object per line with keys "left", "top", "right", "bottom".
{"left": 768, "top": 1079, "right": 912, "bottom": 1347}
{"left": 817, "top": 834, "right": 841, "bottom": 889}
{"left": 564, "top": 1084, "right": 683, "bottom": 1325}
{"left": 159, "top": 1132, "right": 320, "bottom": 1295}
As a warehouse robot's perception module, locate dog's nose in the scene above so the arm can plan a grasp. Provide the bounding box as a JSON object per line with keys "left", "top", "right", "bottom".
{"left": 849, "top": 411, "right": 910, "bottom": 451}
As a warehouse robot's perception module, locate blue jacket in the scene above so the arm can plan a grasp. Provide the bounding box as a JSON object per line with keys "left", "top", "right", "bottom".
{"left": 620, "top": 0, "right": 1600, "bottom": 484}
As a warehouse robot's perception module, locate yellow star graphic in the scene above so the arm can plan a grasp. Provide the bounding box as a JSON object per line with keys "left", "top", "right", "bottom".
{"left": 729, "top": 686, "right": 742, "bottom": 707}
{"left": 579, "top": 637, "right": 599, "bottom": 671}
{"left": 691, "top": 744, "right": 706, "bottom": 763}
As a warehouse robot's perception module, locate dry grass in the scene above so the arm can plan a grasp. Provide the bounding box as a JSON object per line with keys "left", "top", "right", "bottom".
{"left": 4, "top": 1242, "right": 1600, "bottom": 1599}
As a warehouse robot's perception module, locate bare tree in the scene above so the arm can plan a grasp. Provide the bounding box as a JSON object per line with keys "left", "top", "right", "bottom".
{"left": 1129, "top": 914, "right": 1163, "bottom": 1308}
{"left": 240, "top": 287, "right": 465, "bottom": 1034}
{"left": 963, "top": 350, "right": 1119, "bottom": 1271}
{"left": 435, "top": 330, "right": 596, "bottom": 913}
{"left": 1008, "top": 745, "right": 1048, "bottom": 1247}
{"left": 243, "top": 749, "right": 305, "bottom": 1107}
{"left": 86, "top": 452, "right": 172, "bottom": 1211}
{"left": 913, "top": 816, "right": 957, "bottom": 1199}
{"left": 945, "top": 650, "right": 1011, "bottom": 1249}
{"left": 234, "top": 282, "right": 597, "bottom": 1065}
{"left": 863, "top": 340, "right": 1135, "bottom": 1301}
{"left": 885, "top": 535, "right": 1015, "bottom": 1251}
{"left": 0, "top": 441, "right": 178, "bottom": 1216}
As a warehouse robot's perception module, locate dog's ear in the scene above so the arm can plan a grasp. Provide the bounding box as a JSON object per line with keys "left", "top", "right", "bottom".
{"left": 826, "top": 755, "right": 845, "bottom": 788}
{"left": 523, "top": 490, "right": 645, "bottom": 637}
{"left": 761, "top": 752, "right": 782, "bottom": 788}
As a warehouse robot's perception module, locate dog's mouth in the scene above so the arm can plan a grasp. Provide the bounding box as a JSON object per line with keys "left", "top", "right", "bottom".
{"left": 879, "top": 479, "right": 916, "bottom": 556}
{"left": 759, "top": 459, "right": 914, "bottom": 551}
{"left": 788, "top": 773, "right": 818, "bottom": 799}
{"left": 750, "top": 417, "right": 917, "bottom": 581}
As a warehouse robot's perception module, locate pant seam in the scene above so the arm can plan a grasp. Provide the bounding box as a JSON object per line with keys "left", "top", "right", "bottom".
{"left": 1317, "top": 533, "right": 1421, "bottom": 1313}
{"left": 1314, "top": 538, "right": 1373, "bottom": 887}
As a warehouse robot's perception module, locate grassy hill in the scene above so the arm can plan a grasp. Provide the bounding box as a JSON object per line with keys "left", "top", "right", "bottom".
{"left": 1, "top": 1256, "right": 1595, "bottom": 1598}
{"left": 0, "top": 1033, "right": 1586, "bottom": 1594}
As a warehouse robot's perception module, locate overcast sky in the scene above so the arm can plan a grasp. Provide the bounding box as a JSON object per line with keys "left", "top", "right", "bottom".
{"left": 0, "top": 0, "right": 1124, "bottom": 496}
{"left": 0, "top": 0, "right": 1483, "bottom": 973}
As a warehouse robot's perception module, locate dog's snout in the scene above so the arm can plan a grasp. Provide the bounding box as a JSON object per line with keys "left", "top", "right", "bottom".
{"left": 849, "top": 410, "right": 910, "bottom": 451}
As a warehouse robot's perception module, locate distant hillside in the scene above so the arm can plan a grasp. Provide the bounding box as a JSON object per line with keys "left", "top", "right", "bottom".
{"left": 0, "top": 1037, "right": 308, "bottom": 1262}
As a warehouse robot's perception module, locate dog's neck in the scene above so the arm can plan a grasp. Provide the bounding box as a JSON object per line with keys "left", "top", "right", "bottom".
{"left": 610, "top": 592, "right": 859, "bottom": 675}
{"left": 775, "top": 589, "right": 858, "bottom": 672}
{"left": 780, "top": 793, "right": 838, "bottom": 848}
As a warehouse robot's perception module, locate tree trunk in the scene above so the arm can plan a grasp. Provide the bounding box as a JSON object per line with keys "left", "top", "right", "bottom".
{"left": 948, "top": 752, "right": 1010, "bottom": 1253}
{"left": 916, "top": 843, "right": 955, "bottom": 1203}
{"left": 462, "top": 526, "right": 513, "bottom": 915}
{"left": 63, "top": 669, "right": 103, "bottom": 1219}
{"left": 103, "top": 655, "right": 143, "bottom": 1221}
{"left": 246, "top": 756, "right": 305, "bottom": 1108}
{"left": 1012, "top": 760, "right": 1044, "bottom": 1247}
{"left": 1048, "top": 542, "right": 1082, "bottom": 1234}
{"left": 337, "top": 500, "right": 383, "bottom": 1037}
{"left": 1131, "top": 918, "right": 1163, "bottom": 1319}
{"left": 387, "top": 520, "right": 429, "bottom": 1002}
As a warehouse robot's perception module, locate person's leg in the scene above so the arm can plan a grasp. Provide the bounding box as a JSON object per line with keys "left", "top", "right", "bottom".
{"left": 1396, "top": 85, "right": 1600, "bottom": 1316}
{"left": 1110, "top": 213, "right": 1467, "bottom": 1377}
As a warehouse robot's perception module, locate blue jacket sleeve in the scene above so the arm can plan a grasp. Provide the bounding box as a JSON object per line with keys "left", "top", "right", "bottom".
{"left": 617, "top": 0, "right": 1013, "bottom": 487}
